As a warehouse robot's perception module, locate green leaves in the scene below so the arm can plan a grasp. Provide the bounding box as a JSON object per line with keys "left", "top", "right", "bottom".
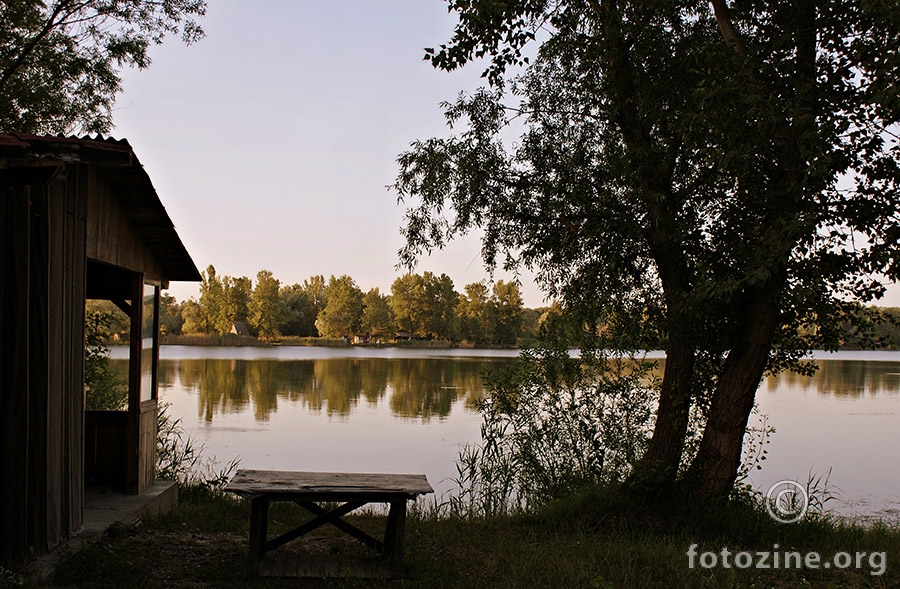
{"left": 453, "top": 347, "right": 663, "bottom": 514}
{"left": 399, "top": 0, "right": 900, "bottom": 498}
{"left": 0, "top": 0, "right": 206, "bottom": 134}
{"left": 316, "top": 275, "right": 364, "bottom": 339}
{"left": 249, "top": 269, "right": 285, "bottom": 339}
{"left": 84, "top": 309, "right": 128, "bottom": 411}
{"left": 398, "top": 0, "right": 900, "bottom": 359}
{"left": 425, "top": 0, "right": 548, "bottom": 86}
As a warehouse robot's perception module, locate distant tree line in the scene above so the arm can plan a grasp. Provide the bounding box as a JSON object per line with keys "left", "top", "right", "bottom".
{"left": 150, "top": 265, "right": 551, "bottom": 345}
{"left": 86, "top": 265, "right": 900, "bottom": 349}
{"left": 836, "top": 306, "right": 900, "bottom": 351}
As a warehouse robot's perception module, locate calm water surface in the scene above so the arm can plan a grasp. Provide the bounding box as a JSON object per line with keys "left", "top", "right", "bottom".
{"left": 750, "top": 352, "right": 900, "bottom": 522}
{"left": 115, "top": 346, "right": 899, "bottom": 520}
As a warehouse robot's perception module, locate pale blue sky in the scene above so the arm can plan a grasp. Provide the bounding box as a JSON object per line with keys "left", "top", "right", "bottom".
{"left": 113, "top": 1, "right": 900, "bottom": 308}
{"left": 115, "top": 0, "right": 543, "bottom": 304}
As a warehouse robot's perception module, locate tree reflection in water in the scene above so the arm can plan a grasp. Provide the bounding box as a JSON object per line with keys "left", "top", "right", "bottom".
{"left": 153, "top": 355, "right": 900, "bottom": 424}
{"left": 151, "top": 352, "right": 899, "bottom": 518}
{"left": 764, "top": 360, "right": 900, "bottom": 398}
{"left": 155, "top": 357, "right": 514, "bottom": 422}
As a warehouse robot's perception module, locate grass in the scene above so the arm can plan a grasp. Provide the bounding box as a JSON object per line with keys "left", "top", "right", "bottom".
{"left": 160, "top": 334, "right": 267, "bottom": 346}
{"left": 276, "top": 337, "right": 350, "bottom": 347}
{"left": 34, "top": 484, "right": 900, "bottom": 588}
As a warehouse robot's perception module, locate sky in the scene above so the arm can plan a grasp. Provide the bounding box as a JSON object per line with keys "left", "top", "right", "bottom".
{"left": 113, "top": 0, "right": 548, "bottom": 306}
{"left": 112, "top": 0, "right": 900, "bottom": 309}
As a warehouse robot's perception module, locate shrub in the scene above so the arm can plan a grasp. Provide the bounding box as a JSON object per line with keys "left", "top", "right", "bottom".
{"left": 84, "top": 310, "right": 128, "bottom": 410}
{"left": 156, "top": 402, "right": 239, "bottom": 491}
{"left": 451, "top": 346, "right": 660, "bottom": 515}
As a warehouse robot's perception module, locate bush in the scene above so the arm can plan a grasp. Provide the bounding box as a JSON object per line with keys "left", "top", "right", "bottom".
{"left": 84, "top": 310, "right": 128, "bottom": 410}
{"left": 451, "top": 346, "right": 660, "bottom": 516}
{"left": 156, "top": 402, "right": 239, "bottom": 491}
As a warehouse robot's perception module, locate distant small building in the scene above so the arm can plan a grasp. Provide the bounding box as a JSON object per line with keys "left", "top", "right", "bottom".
{"left": 395, "top": 331, "right": 411, "bottom": 342}
{"left": 231, "top": 321, "right": 251, "bottom": 336}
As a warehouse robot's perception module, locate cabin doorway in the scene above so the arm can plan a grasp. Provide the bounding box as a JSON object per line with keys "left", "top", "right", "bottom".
{"left": 84, "top": 260, "right": 160, "bottom": 495}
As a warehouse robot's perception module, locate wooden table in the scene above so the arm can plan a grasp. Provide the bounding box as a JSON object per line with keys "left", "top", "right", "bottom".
{"left": 225, "top": 470, "right": 433, "bottom": 575}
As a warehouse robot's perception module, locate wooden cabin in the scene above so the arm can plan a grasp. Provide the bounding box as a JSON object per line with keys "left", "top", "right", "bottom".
{"left": 230, "top": 321, "right": 251, "bottom": 336}
{"left": 0, "top": 133, "right": 201, "bottom": 568}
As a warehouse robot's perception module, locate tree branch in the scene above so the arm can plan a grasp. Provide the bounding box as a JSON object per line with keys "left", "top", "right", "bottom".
{"left": 584, "top": 0, "right": 606, "bottom": 20}
{"left": 0, "top": 0, "right": 82, "bottom": 97}
{"left": 710, "top": 0, "right": 746, "bottom": 57}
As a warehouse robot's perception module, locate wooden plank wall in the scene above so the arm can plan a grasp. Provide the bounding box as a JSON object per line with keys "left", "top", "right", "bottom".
{"left": 0, "top": 169, "right": 34, "bottom": 568}
{"left": 66, "top": 166, "right": 87, "bottom": 536}
{"left": 0, "top": 166, "right": 86, "bottom": 568}
{"left": 1, "top": 159, "right": 172, "bottom": 566}
{"left": 139, "top": 401, "right": 158, "bottom": 493}
{"left": 85, "top": 411, "right": 128, "bottom": 489}
{"left": 85, "top": 167, "right": 165, "bottom": 281}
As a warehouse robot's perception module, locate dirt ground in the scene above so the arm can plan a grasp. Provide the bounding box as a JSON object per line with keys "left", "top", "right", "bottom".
{"left": 48, "top": 525, "right": 396, "bottom": 588}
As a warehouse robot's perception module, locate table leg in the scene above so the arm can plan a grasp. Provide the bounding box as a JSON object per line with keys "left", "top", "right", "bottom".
{"left": 384, "top": 500, "right": 407, "bottom": 572}
{"left": 248, "top": 496, "right": 269, "bottom": 563}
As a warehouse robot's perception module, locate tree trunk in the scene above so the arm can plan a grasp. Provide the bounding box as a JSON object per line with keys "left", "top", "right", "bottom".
{"left": 687, "top": 294, "right": 780, "bottom": 501}
{"left": 628, "top": 333, "right": 695, "bottom": 490}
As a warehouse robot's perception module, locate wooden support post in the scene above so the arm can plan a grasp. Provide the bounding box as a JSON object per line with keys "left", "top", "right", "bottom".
{"left": 384, "top": 499, "right": 407, "bottom": 572}
{"left": 248, "top": 497, "right": 269, "bottom": 564}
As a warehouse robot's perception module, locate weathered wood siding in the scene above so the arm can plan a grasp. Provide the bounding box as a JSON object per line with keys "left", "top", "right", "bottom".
{"left": 1, "top": 134, "right": 198, "bottom": 569}
{"left": 85, "top": 411, "right": 129, "bottom": 490}
{"left": 139, "top": 400, "right": 158, "bottom": 493}
{"left": 0, "top": 166, "right": 86, "bottom": 568}
{"left": 85, "top": 166, "right": 165, "bottom": 282}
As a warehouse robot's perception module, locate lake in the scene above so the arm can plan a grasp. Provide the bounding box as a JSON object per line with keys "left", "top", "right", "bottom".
{"left": 113, "top": 346, "right": 899, "bottom": 522}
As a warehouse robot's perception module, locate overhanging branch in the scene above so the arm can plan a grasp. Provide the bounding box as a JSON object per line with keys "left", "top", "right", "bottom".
{"left": 710, "top": 0, "right": 746, "bottom": 57}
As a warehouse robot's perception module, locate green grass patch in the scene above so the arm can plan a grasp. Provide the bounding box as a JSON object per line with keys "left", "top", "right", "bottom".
{"left": 43, "top": 484, "right": 900, "bottom": 588}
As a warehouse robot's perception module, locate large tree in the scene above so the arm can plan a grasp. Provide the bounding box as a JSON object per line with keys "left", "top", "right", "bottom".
{"left": 391, "top": 273, "right": 428, "bottom": 337}
{"left": 457, "top": 281, "right": 496, "bottom": 344}
{"left": 280, "top": 283, "right": 316, "bottom": 337}
{"left": 249, "top": 270, "right": 284, "bottom": 339}
{"left": 279, "top": 275, "right": 328, "bottom": 337}
{"left": 492, "top": 280, "right": 525, "bottom": 345}
{"left": 390, "top": 272, "right": 460, "bottom": 339}
{"left": 158, "top": 293, "right": 184, "bottom": 336}
{"left": 196, "top": 264, "right": 223, "bottom": 334}
{"left": 316, "top": 275, "right": 364, "bottom": 338}
{"left": 394, "top": 0, "right": 900, "bottom": 501}
{"left": 222, "top": 276, "right": 252, "bottom": 330}
{"left": 422, "top": 271, "right": 459, "bottom": 339}
{"left": 360, "top": 288, "right": 395, "bottom": 340}
{"left": 0, "top": 0, "right": 205, "bottom": 135}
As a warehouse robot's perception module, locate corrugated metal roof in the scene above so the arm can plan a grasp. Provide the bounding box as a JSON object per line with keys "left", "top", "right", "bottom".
{"left": 0, "top": 132, "right": 201, "bottom": 282}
